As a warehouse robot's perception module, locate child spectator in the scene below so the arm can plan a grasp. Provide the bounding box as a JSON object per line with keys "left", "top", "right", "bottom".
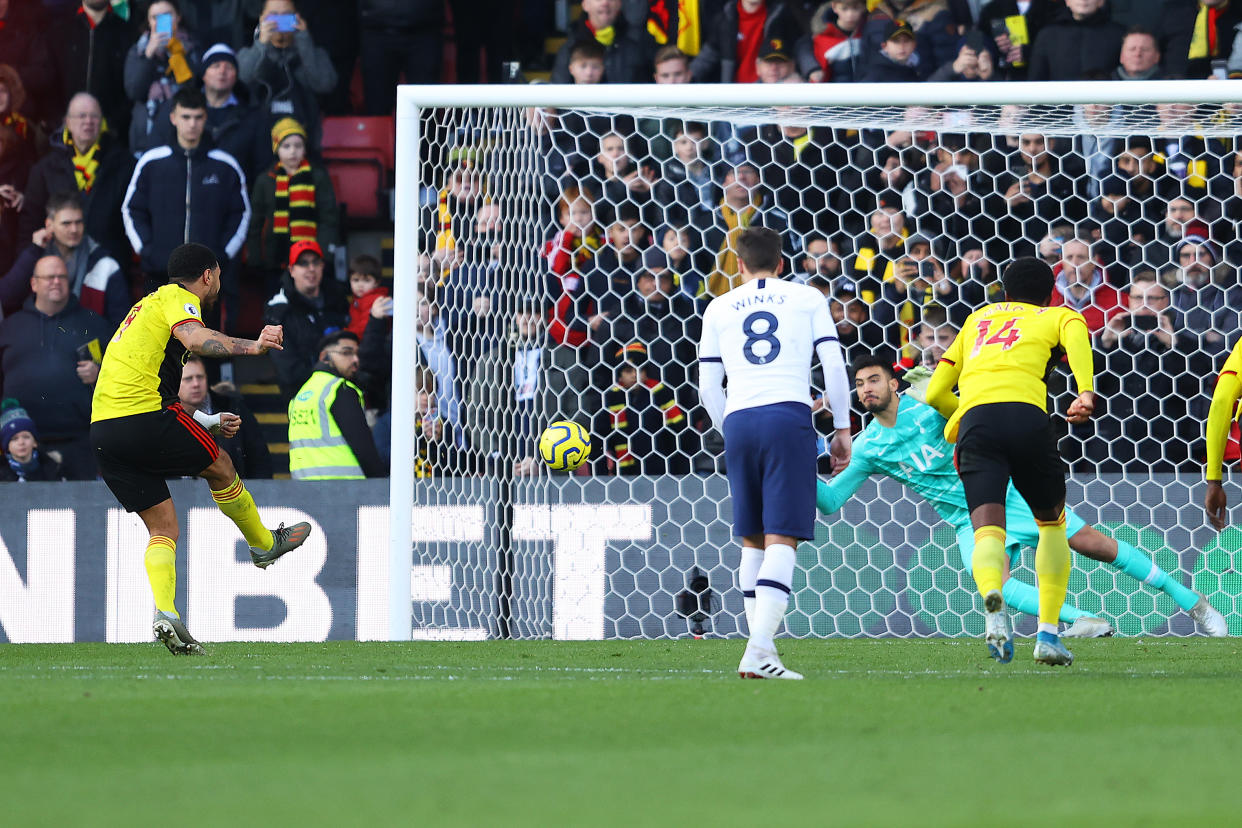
{"left": 860, "top": 20, "right": 920, "bottom": 82}
{"left": 346, "top": 254, "right": 388, "bottom": 337}
{"left": 0, "top": 399, "right": 65, "bottom": 482}
{"left": 567, "top": 40, "right": 606, "bottom": 84}
{"left": 248, "top": 117, "right": 340, "bottom": 297}
{"left": 810, "top": 0, "right": 867, "bottom": 82}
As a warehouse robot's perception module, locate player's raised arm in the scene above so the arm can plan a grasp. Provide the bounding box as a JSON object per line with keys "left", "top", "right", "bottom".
{"left": 811, "top": 292, "right": 852, "bottom": 472}
{"left": 1204, "top": 341, "right": 1242, "bottom": 530}
{"left": 1061, "top": 313, "right": 1096, "bottom": 424}
{"left": 925, "top": 327, "right": 964, "bottom": 421}
{"left": 173, "top": 320, "right": 284, "bottom": 357}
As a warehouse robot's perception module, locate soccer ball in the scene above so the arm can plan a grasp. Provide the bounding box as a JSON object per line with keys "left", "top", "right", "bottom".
{"left": 539, "top": 420, "right": 591, "bottom": 472}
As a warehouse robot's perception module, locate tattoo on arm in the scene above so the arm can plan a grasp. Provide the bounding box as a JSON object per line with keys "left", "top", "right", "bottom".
{"left": 177, "top": 321, "right": 258, "bottom": 357}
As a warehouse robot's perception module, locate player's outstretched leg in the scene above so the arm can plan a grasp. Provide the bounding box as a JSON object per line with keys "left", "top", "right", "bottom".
{"left": 738, "top": 540, "right": 802, "bottom": 680}
{"left": 208, "top": 473, "right": 312, "bottom": 569}
{"left": 251, "top": 521, "right": 313, "bottom": 569}
{"left": 1102, "top": 535, "right": 1227, "bottom": 637}
{"left": 999, "top": 579, "right": 1115, "bottom": 637}
{"left": 1033, "top": 512, "right": 1073, "bottom": 666}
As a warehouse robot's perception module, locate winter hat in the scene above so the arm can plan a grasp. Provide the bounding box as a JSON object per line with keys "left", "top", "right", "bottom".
{"left": 0, "top": 398, "right": 37, "bottom": 453}
{"left": 202, "top": 43, "right": 238, "bottom": 72}
{"left": 1175, "top": 234, "right": 1220, "bottom": 266}
{"left": 271, "top": 117, "right": 308, "bottom": 152}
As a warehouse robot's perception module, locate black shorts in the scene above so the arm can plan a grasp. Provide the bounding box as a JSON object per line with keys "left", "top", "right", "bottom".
{"left": 91, "top": 404, "right": 220, "bottom": 513}
{"left": 955, "top": 402, "right": 1067, "bottom": 516}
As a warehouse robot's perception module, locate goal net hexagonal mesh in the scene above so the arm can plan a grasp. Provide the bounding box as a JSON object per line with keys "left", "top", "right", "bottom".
{"left": 379, "top": 83, "right": 1242, "bottom": 641}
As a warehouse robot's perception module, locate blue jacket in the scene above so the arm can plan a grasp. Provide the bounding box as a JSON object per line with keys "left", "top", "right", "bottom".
{"left": 121, "top": 142, "right": 250, "bottom": 274}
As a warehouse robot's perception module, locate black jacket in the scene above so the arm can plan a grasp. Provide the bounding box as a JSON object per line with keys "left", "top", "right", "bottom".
{"left": 20, "top": 130, "right": 136, "bottom": 265}
{"left": 47, "top": 5, "right": 134, "bottom": 142}
{"left": 1161, "top": 0, "right": 1242, "bottom": 78}
{"left": 263, "top": 273, "right": 350, "bottom": 403}
{"left": 551, "top": 14, "right": 655, "bottom": 83}
{"left": 0, "top": 450, "right": 66, "bottom": 482}
{"left": 974, "top": 0, "right": 1060, "bottom": 79}
{"left": 147, "top": 85, "right": 272, "bottom": 184}
{"left": 1028, "top": 3, "right": 1127, "bottom": 81}
{"left": 122, "top": 142, "right": 250, "bottom": 274}
{"left": 359, "top": 0, "right": 444, "bottom": 29}
{"left": 0, "top": 294, "right": 111, "bottom": 442}
{"left": 692, "top": 1, "right": 811, "bottom": 82}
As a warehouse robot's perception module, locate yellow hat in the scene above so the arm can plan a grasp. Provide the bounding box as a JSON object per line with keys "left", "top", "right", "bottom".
{"left": 271, "top": 117, "right": 307, "bottom": 152}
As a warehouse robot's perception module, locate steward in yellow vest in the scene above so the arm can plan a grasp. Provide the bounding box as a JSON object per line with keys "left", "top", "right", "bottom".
{"left": 287, "top": 330, "right": 385, "bottom": 480}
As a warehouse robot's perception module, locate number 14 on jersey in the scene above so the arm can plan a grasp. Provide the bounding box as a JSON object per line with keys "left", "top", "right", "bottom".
{"left": 971, "top": 318, "right": 1022, "bottom": 356}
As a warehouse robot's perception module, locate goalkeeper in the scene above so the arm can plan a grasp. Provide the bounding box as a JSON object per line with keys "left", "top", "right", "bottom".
{"left": 816, "top": 354, "right": 1227, "bottom": 637}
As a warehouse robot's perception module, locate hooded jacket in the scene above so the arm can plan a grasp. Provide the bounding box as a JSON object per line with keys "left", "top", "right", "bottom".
{"left": 48, "top": 4, "right": 133, "bottom": 140}
{"left": 122, "top": 141, "right": 250, "bottom": 274}
{"left": 262, "top": 271, "right": 350, "bottom": 402}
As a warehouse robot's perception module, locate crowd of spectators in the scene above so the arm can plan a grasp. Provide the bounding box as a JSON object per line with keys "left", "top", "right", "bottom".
{"left": 1, "top": 0, "right": 1241, "bottom": 482}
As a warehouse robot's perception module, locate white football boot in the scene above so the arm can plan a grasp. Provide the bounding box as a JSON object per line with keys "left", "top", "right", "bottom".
{"left": 983, "top": 590, "right": 1014, "bottom": 663}
{"left": 738, "top": 646, "right": 803, "bottom": 680}
{"left": 1062, "top": 616, "right": 1115, "bottom": 638}
{"left": 1189, "top": 594, "right": 1228, "bottom": 637}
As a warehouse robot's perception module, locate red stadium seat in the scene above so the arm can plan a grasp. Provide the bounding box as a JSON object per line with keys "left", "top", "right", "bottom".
{"left": 320, "top": 117, "right": 394, "bottom": 227}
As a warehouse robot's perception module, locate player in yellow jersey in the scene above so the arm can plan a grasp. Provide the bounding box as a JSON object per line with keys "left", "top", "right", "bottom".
{"left": 925, "top": 257, "right": 1096, "bottom": 666}
{"left": 91, "top": 243, "right": 312, "bottom": 655}
{"left": 1204, "top": 338, "right": 1242, "bottom": 530}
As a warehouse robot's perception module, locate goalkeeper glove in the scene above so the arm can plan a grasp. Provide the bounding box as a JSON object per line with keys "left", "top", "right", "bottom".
{"left": 903, "top": 366, "right": 933, "bottom": 405}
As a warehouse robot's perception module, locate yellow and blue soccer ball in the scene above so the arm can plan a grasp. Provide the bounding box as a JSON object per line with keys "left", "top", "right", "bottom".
{"left": 539, "top": 420, "right": 591, "bottom": 472}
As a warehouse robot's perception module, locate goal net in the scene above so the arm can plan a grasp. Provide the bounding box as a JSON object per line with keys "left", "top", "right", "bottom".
{"left": 381, "top": 81, "right": 1242, "bottom": 641}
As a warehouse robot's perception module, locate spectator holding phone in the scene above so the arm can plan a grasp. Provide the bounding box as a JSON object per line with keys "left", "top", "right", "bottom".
{"left": 237, "top": 0, "right": 337, "bottom": 150}
{"left": 124, "top": 0, "right": 202, "bottom": 153}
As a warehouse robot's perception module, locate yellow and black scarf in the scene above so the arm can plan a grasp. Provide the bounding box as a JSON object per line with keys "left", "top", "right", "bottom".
{"left": 271, "top": 160, "right": 317, "bottom": 241}
{"left": 66, "top": 130, "right": 100, "bottom": 192}
{"left": 709, "top": 199, "right": 759, "bottom": 297}
{"left": 1188, "top": 1, "right": 1228, "bottom": 59}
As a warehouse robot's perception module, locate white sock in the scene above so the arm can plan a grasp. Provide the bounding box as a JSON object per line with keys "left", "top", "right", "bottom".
{"left": 739, "top": 546, "right": 762, "bottom": 635}
{"left": 750, "top": 543, "right": 797, "bottom": 652}
{"left": 1038, "top": 622, "right": 1059, "bottom": 637}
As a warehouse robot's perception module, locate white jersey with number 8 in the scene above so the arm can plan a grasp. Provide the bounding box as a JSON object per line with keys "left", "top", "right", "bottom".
{"left": 698, "top": 277, "right": 841, "bottom": 420}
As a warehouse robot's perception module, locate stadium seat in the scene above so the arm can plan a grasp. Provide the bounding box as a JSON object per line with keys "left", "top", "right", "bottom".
{"left": 321, "top": 117, "right": 395, "bottom": 228}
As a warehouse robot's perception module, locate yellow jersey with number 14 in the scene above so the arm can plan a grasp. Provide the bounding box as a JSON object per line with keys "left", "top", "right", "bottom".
{"left": 931, "top": 301, "right": 1094, "bottom": 442}
{"left": 91, "top": 283, "right": 203, "bottom": 422}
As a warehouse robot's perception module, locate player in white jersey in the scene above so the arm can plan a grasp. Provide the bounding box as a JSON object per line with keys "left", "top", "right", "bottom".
{"left": 698, "top": 227, "right": 853, "bottom": 680}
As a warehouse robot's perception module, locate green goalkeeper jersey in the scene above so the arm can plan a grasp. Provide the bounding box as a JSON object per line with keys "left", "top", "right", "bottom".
{"left": 817, "top": 395, "right": 970, "bottom": 528}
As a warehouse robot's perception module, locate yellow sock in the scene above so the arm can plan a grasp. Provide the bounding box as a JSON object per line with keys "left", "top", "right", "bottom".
{"left": 144, "top": 536, "right": 178, "bottom": 614}
{"left": 972, "top": 526, "right": 1007, "bottom": 599}
{"left": 211, "top": 476, "right": 272, "bottom": 550}
{"left": 1035, "top": 511, "right": 1072, "bottom": 628}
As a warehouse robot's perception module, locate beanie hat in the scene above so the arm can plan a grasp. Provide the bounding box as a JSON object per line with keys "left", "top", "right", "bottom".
{"left": 202, "top": 43, "right": 238, "bottom": 72}
{"left": 0, "top": 398, "right": 37, "bottom": 454}
{"left": 271, "top": 117, "right": 307, "bottom": 153}
{"left": 1175, "top": 234, "right": 1220, "bottom": 265}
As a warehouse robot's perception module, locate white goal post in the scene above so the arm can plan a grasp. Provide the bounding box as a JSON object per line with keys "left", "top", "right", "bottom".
{"left": 385, "top": 81, "right": 1242, "bottom": 641}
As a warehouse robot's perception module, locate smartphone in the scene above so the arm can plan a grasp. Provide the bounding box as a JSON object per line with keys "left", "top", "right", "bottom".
{"left": 1212, "top": 60, "right": 1228, "bottom": 80}
{"left": 917, "top": 260, "right": 935, "bottom": 281}
{"left": 155, "top": 12, "right": 173, "bottom": 35}
{"left": 268, "top": 13, "right": 298, "bottom": 32}
{"left": 1133, "top": 314, "right": 1159, "bottom": 331}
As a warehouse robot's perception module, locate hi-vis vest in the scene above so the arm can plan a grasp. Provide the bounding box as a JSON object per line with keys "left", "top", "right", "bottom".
{"left": 288, "top": 370, "right": 365, "bottom": 480}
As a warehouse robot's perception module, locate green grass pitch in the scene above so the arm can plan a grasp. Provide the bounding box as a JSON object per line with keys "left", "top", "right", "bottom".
{"left": 3, "top": 639, "right": 1240, "bottom": 826}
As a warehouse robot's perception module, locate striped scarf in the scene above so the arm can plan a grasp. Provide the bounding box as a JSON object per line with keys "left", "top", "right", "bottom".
{"left": 1188, "top": 2, "right": 1226, "bottom": 59}
{"left": 271, "top": 161, "right": 317, "bottom": 242}
{"left": 67, "top": 131, "right": 100, "bottom": 192}
{"left": 1, "top": 113, "right": 29, "bottom": 142}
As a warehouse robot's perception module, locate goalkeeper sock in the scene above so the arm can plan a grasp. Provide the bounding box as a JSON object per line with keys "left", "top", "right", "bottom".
{"left": 972, "top": 526, "right": 1006, "bottom": 599}
{"left": 1001, "top": 578, "right": 1088, "bottom": 624}
{"left": 739, "top": 546, "right": 762, "bottom": 636}
{"left": 1035, "top": 512, "right": 1071, "bottom": 634}
{"left": 750, "top": 543, "right": 797, "bottom": 652}
{"left": 1110, "top": 540, "right": 1198, "bottom": 612}
{"left": 144, "top": 536, "right": 178, "bottom": 615}
{"left": 211, "top": 476, "right": 272, "bottom": 551}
